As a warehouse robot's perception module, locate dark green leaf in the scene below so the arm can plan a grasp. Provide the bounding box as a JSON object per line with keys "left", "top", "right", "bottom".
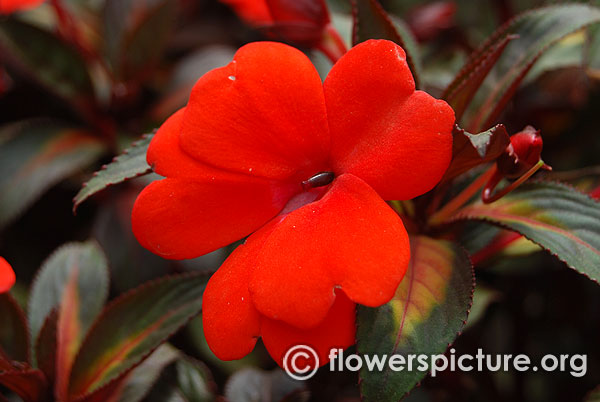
{"left": 54, "top": 243, "right": 110, "bottom": 401}
{"left": 442, "top": 35, "right": 516, "bottom": 121}
{"left": 113, "top": 344, "right": 181, "bottom": 402}
{"left": 441, "top": 124, "right": 510, "bottom": 182}
{"left": 351, "top": 0, "right": 421, "bottom": 87}
{"left": 0, "top": 368, "right": 48, "bottom": 402}
{"left": 78, "top": 330, "right": 213, "bottom": 402}
{"left": 225, "top": 368, "right": 307, "bottom": 402}
{"left": 172, "top": 357, "right": 216, "bottom": 402}
{"left": 524, "top": 31, "right": 585, "bottom": 85}
{"left": 460, "top": 4, "right": 600, "bottom": 131}
{"left": 0, "top": 293, "right": 29, "bottom": 363}
{"left": 34, "top": 310, "right": 58, "bottom": 385}
{"left": 73, "top": 133, "right": 153, "bottom": 211}
{"left": 0, "top": 19, "right": 94, "bottom": 100}
{"left": 103, "top": 0, "right": 177, "bottom": 81}
{"left": 543, "top": 166, "right": 600, "bottom": 195}
{"left": 357, "top": 236, "right": 474, "bottom": 401}
{"left": 143, "top": 352, "right": 217, "bottom": 402}
{"left": 28, "top": 241, "right": 109, "bottom": 353}
{"left": 0, "top": 122, "right": 105, "bottom": 228}
{"left": 68, "top": 272, "right": 208, "bottom": 399}
{"left": 586, "top": 24, "right": 600, "bottom": 79}
{"left": 453, "top": 181, "right": 600, "bottom": 284}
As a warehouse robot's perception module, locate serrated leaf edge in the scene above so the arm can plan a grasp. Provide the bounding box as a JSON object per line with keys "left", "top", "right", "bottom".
{"left": 72, "top": 132, "right": 154, "bottom": 212}
{"left": 69, "top": 271, "right": 209, "bottom": 400}
{"left": 356, "top": 241, "right": 476, "bottom": 401}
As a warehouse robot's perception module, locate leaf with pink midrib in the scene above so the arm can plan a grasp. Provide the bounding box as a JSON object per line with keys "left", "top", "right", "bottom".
{"left": 357, "top": 236, "right": 474, "bottom": 402}
{"left": 443, "top": 35, "right": 517, "bottom": 122}
{"left": 458, "top": 4, "right": 600, "bottom": 132}
{"left": 67, "top": 273, "right": 208, "bottom": 399}
{"left": 453, "top": 181, "right": 600, "bottom": 283}
{"left": 0, "top": 293, "right": 29, "bottom": 364}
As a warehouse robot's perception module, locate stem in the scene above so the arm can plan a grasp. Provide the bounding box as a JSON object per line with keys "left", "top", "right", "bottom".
{"left": 482, "top": 160, "right": 547, "bottom": 203}
{"left": 316, "top": 23, "right": 348, "bottom": 64}
{"left": 429, "top": 166, "right": 496, "bottom": 225}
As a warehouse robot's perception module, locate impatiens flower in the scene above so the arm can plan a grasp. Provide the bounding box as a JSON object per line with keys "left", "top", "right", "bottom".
{"left": 132, "top": 39, "right": 454, "bottom": 368}
{"left": 0, "top": 257, "right": 16, "bottom": 293}
{"left": 221, "top": 0, "right": 340, "bottom": 54}
{"left": 0, "top": 0, "right": 45, "bottom": 14}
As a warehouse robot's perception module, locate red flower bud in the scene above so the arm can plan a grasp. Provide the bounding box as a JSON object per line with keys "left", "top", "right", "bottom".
{"left": 0, "top": 257, "right": 16, "bottom": 293}
{"left": 221, "top": 0, "right": 330, "bottom": 48}
{"left": 0, "top": 0, "right": 45, "bottom": 14}
{"left": 496, "top": 126, "right": 546, "bottom": 179}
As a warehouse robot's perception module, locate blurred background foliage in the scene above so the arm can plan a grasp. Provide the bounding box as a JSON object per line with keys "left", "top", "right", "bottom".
{"left": 1, "top": 0, "right": 599, "bottom": 401}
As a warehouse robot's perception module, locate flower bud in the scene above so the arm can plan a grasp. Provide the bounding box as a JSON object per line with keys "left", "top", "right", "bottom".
{"left": 496, "top": 126, "right": 547, "bottom": 179}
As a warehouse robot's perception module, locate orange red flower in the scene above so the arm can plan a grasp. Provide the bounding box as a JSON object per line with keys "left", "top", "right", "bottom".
{"left": 0, "top": 257, "right": 15, "bottom": 293}
{"left": 132, "top": 39, "right": 454, "bottom": 368}
{"left": 0, "top": 0, "right": 45, "bottom": 14}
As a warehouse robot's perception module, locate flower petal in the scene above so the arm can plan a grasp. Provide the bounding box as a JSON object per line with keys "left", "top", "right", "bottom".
{"left": 0, "top": 257, "right": 15, "bottom": 293}
{"left": 0, "top": 0, "right": 44, "bottom": 14}
{"left": 203, "top": 231, "right": 355, "bottom": 366}
{"left": 249, "top": 173, "right": 410, "bottom": 329}
{"left": 202, "top": 243, "right": 263, "bottom": 360}
{"left": 148, "top": 108, "right": 232, "bottom": 180}
{"left": 180, "top": 41, "right": 330, "bottom": 182}
{"left": 324, "top": 39, "right": 454, "bottom": 200}
{"left": 221, "top": 0, "right": 272, "bottom": 25}
{"left": 261, "top": 290, "right": 355, "bottom": 369}
{"left": 131, "top": 177, "right": 295, "bottom": 260}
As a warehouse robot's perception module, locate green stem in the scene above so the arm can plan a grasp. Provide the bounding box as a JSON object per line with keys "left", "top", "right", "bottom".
{"left": 482, "top": 160, "right": 548, "bottom": 203}
{"left": 429, "top": 166, "right": 496, "bottom": 225}
{"left": 316, "top": 23, "right": 348, "bottom": 64}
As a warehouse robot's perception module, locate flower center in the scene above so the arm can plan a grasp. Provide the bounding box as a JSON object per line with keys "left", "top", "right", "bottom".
{"left": 302, "top": 171, "right": 335, "bottom": 190}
